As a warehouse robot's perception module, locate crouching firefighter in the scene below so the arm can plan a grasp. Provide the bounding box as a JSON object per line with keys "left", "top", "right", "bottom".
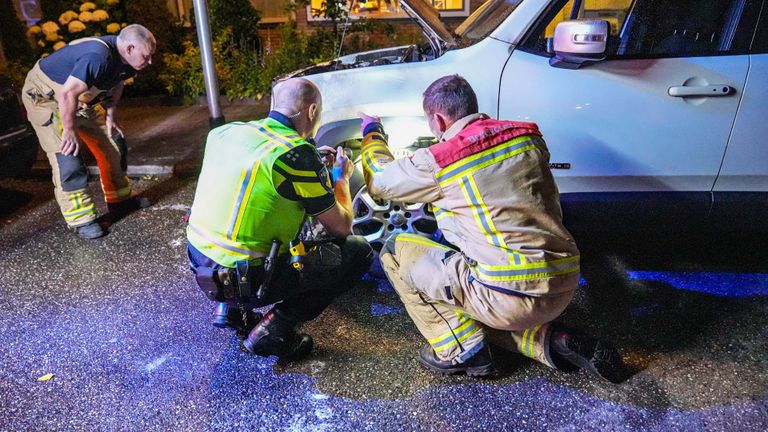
{"left": 359, "top": 75, "right": 628, "bottom": 382}
{"left": 186, "top": 78, "right": 373, "bottom": 360}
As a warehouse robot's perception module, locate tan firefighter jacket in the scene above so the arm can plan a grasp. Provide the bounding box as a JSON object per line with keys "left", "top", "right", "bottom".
{"left": 360, "top": 113, "right": 580, "bottom": 297}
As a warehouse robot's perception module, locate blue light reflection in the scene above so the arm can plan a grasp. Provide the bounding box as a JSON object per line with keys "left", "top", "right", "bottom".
{"left": 626, "top": 271, "right": 768, "bottom": 297}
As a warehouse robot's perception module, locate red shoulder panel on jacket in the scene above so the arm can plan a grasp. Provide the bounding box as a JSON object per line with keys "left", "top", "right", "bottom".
{"left": 428, "top": 119, "right": 542, "bottom": 168}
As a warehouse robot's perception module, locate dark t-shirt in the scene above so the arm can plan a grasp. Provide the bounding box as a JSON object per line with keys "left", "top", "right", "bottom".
{"left": 39, "top": 36, "right": 136, "bottom": 89}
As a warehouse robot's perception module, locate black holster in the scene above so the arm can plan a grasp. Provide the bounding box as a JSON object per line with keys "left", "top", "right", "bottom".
{"left": 195, "top": 266, "right": 239, "bottom": 303}
{"left": 195, "top": 264, "right": 263, "bottom": 306}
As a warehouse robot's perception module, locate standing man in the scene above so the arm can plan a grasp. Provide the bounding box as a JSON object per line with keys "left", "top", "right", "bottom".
{"left": 22, "top": 24, "right": 155, "bottom": 239}
{"left": 187, "top": 78, "right": 373, "bottom": 360}
{"left": 360, "top": 75, "right": 626, "bottom": 381}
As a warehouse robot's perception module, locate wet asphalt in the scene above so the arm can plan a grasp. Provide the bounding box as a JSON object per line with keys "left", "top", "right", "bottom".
{"left": 0, "top": 176, "right": 766, "bottom": 431}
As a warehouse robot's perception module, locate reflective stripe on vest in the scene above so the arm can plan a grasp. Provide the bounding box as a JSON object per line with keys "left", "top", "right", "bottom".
{"left": 187, "top": 223, "right": 267, "bottom": 260}
{"left": 187, "top": 118, "right": 309, "bottom": 267}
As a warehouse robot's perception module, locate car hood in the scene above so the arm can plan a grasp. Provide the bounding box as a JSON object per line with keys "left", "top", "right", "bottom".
{"left": 401, "top": 0, "right": 457, "bottom": 55}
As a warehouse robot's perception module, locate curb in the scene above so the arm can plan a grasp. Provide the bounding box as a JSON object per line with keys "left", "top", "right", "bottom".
{"left": 30, "top": 163, "right": 200, "bottom": 178}
{"left": 90, "top": 165, "right": 174, "bottom": 176}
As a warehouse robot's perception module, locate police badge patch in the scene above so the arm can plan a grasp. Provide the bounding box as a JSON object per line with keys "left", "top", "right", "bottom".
{"left": 318, "top": 166, "right": 333, "bottom": 192}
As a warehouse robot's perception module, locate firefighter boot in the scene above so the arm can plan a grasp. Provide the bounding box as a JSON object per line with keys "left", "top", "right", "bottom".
{"left": 69, "top": 221, "right": 105, "bottom": 239}
{"left": 549, "top": 325, "right": 628, "bottom": 383}
{"left": 107, "top": 196, "right": 151, "bottom": 222}
{"left": 240, "top": 309, "right": 313, "bottom": 360}
{"left": 418, "top": 343, "right": 492, "bottom": 377}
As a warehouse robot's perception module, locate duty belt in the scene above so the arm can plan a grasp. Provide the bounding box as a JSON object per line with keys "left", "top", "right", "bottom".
{"left": 194, "top": 259, "right": 264, "bottom": 304}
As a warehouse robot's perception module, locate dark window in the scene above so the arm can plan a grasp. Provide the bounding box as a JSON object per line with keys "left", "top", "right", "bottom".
{"left": 520, "top": 0, "right": 762, "bottom": 59}
{"left": 752, "top": 0, "right": 768, "bottom": 52}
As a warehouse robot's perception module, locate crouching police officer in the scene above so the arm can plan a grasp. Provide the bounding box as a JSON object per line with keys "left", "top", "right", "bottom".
{"left": 187, "top": 78, "right": 373, "bottom": 360}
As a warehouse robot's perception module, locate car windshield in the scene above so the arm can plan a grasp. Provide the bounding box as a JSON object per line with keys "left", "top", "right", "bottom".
{"left": 455, "top": 0, "right": 525, "bottom": 47}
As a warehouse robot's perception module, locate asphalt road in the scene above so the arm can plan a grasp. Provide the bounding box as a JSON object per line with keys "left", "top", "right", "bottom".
{"left": 0, "top": 176, "right": 766, "bottom": 431}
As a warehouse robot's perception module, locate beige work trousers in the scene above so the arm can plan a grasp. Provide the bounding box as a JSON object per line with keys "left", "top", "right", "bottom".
{"left": 380, "top": 233, "right": 575, "bottom": 367}
{"left": 22, "top": 63, "right": 131, "bottom": 227}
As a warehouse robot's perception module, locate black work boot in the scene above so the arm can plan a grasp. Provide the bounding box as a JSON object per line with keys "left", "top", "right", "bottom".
{"left": 107, "top": 196, "right": 151, "bottom": 221}
{"left": 212, "top": 303, "right": 262, "bottom": 339}
{"left": 240, "top": 309, "right": 313, "bottom": 360}
{"left": 418, "top": 343, "right": 492, "bottom": 377}
{"left": 549, "top": 325, "right": 628, "bottom": 383}
{"left": 70, "top": 221, "right": 105, "bottom": 239}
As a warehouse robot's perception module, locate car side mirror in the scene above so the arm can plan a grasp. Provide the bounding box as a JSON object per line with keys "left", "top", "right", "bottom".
{"left": 549, "top": 20, "right": 609, "bottom": 69}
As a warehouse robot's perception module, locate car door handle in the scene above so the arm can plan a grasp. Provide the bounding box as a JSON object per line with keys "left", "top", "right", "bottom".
{"left": 668, "top": 85, "right": 734, "bottom": 97}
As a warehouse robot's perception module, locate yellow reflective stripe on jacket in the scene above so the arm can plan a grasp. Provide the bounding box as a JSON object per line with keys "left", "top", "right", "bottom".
{"left": 103, "top": 185, "right": 131, "bottom": 201}
{"left": 429, "top": 315, "right": 481, "bottom": 352}
{"left": 475, "top": 255, "right": 580, "bottom": 281}
{"left": 363, "top": 153, "right": 383, "bottom": 173}
{"left": 528, "top": 325, "right": 541, "bottom": 358}
{"left": 437, "top": 135, "right": 540, "bottom": 187}
{"left": 66, "top": 192, "right": 91, "bottom": 213}
{"left": 62, "top": 206, "right": 96, "bottom": 221}
{"left": 432, "top": 206, "right": 453, "bottom": 221}
{"left": 396, "top": 233, "right": 452, "bottom": 250}
{"left": 459, "top": 174, "right": 509, "bottom": 250}
{"left": 519, "top": 325, "right": 542, "bottom": 359}
{"left": 363, "top": 142, "right": 389, "bottom": 154}
{"left": 63, "top": 192, "right": 95, "bottom": 221}
{"left": 361, "top": 140, "right": 389, "bottom": 174}
{"left": 458, "top": 174, "right": 528, "bottom": 266}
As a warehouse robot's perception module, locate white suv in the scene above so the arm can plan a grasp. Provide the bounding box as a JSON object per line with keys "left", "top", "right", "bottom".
{"left": 286, "top": 0, "right": 768, "bottom": 245}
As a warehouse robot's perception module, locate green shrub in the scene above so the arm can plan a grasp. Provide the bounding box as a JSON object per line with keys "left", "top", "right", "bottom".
{"left": 124, "top": 0, "right": 185, "bottom": 96}
{"left": 159, "top": 28, "right": 254, "bottom": 103}
{"left": 259, "top": 22, "right": 310, "bottom": 91}
{"left": 0, "top": 0, "right": 34, "bottom": 64}
{"left": 224, "top": 47, "right": 264, "bottom": 100}
{"left": 209, "top": 0, "right": 260, "bottom": 51}
{"left": 124, "top": 0, "right": 182, "bottom": 55}
{"left": 39, "top": 0, "right": 70, "bottom": 20}
{"left": 0, "top": 60, "right": 31, "bottom": 88}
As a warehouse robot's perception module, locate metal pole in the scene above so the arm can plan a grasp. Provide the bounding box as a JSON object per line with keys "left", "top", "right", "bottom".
{"left": 192, "top": 0, "right": 225, "bottom": 128}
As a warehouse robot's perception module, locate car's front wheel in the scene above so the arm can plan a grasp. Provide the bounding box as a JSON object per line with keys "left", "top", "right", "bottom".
{"left": 351, "top": 185, "right": 440, "bottom": 253}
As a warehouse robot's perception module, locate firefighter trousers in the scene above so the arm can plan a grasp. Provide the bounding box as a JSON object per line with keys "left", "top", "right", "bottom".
{"left": 379, "top": 233, "right": 575, "bottom": 367}
{"left": 22, "top": 63, "right": 131, "bottom": 227}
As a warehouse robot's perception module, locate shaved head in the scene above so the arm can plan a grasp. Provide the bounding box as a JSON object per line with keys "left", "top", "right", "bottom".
{"left": 272, "top": 78, "right": 321, "bottom": 115}
{"left": 271, "top": 78, "right": 323, "bottom": 138}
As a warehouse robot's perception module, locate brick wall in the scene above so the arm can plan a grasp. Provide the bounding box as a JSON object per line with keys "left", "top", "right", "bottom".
{"left": 258, "top": 24, "right": 286, "bottom": 57}
{"left": 261, "top": 0, "right": 486, "bottom": 58}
